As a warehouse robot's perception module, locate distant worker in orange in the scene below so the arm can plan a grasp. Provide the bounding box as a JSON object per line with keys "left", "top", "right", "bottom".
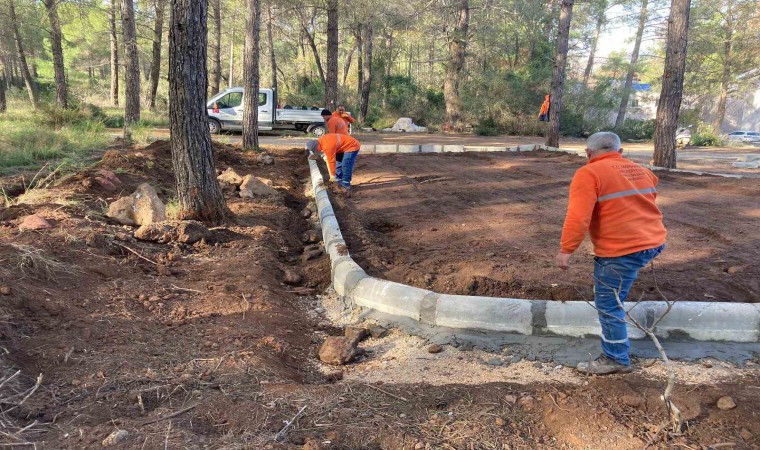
{"left": 321, "top": 108, "right": 350, "bottom": 135}
{"left": 333, "top": 105, "right": 355, "bottom": 130}
{"left": 556, "top": 131, "right": 667, "bottom": 375}
{"left": 306, "top": 133, "right": 361, "bottom": 193}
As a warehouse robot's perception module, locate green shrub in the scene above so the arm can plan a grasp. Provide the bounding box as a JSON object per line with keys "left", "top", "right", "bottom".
{"left": 475, "top": 116, "right": 501, "bottom": 136}
{"left": 617, "top": 119, "right": 656, "bottom": 141}
{"left": 692, "top": 123, "right": 722, "bottom": 146}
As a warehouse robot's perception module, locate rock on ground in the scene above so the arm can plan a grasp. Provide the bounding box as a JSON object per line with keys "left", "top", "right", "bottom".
{"left": 256, "top": 153, "right": 275, "bottom": 165}
{"left": 107, "top": 183, "right": 166, "bottom": 226}
{"left": 134, "top": 220, "right": 210, "bottom": 244}
{"left": 318, "top": 336, "right": 360, "bottom": 365}
{"left": 427, "top": 344, "right": 443, "bottom": 354}
{"left": 369, "top": 326, "right": 388, "bottom": 339}
{"left": 344, "top": 327, "right": 369, "bottom": 345}
{"left": 102, "top": 430, "right": 129, "bottom": 447}
{"left": 621, "top": 394, "right": 645, "bottom": 408}
{"left": 19, "top": 214, "right": 52, "bottom": 231}
{"left": 90, "top": 169, "right": 123, "bottom": 192}
{"left": 717, "top": 396, "right": 736, "bottom": 410}
{"left": 239, "top": 175, "right": 279, "bottom": 198}
{"left": 283, "top": 268, "right": 303, "bottom": 286}
{"left": 217, "top": 167, "right": 244, "bottom": 185}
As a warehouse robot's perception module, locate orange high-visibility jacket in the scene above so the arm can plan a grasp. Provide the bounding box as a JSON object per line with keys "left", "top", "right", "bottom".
{"left": 560, "top": 152, "right": 667, "bottom": 257}
{"left": 317, "top": 134, "right": 361, "bottom": 177}
{"left": 538, "top": 95, "right": 550, "bottom": 117}
{"left": 326, "top": 115, "right": 350, "bottom": 135}
{"left": 333, "top": 111, "right": 355, "bottom": 125}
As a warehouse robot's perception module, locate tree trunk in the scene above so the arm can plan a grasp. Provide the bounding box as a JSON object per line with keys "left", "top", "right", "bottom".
{"left": 121, "top": 0, "right": 141, "bottom": 134}
{"left": 582, "top": 2, "right": 605, "bottom": 90}
{"left": 43, "top": 0, "right": 68, "bottom": 109}
{"left": 443, "top": 0, "right": 470, "bottom": 131}
{"left": 300, "top": 10, "right": 325, "bottom": 88}
{"left": 266, "top": 1, "right": 277, "bottom": 95}
{"left": 210, "top": 0, "right": 222, "bottom": 94}
{"left": 324, "top": 0, "right": 339, "bottom": 109}
{"left": 359, "top": 22, "right": 373, "bottom": 121}
{"left": 242, "top": 0, "right": 261, "bottom": 150}
{"left": 0, "top": 72, "right": 6, "bottom": 113}
{"left": 148, "top": 0, "right": 166, "bottom": 110}
{"left": 713, "top": 0, "right": 733, "bottom": 134}
{"left": 228, "top": 32, "right": 234, "bottom": 88}
{"left": 653, "top": 0, "right": 691, "bottom": 169}
{"left": 355, "top": 24, "right": 363, "bottom": 97}
{"left": 342, "top": 38, "right": 357, "bottom": 87}
{"left": 9, "top": 0, "right": 38, "bottom": 109}
{"left": 614, "top": 0, "right": 648, "bottom": 129}
{"left": 169, "top": 0, "right": 230, "bottom": 225}
{"left": 110, "top": 0, "right": 119, "bottom": 106}
{"left": 546, "top": 0, "right": 574, "bottom": 147}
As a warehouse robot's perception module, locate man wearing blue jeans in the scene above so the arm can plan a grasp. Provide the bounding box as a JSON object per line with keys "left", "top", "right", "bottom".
{"left": 556, "top": 132, "right": 667, "bottom": 375}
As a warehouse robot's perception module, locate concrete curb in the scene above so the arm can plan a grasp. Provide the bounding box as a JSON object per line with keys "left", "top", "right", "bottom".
{"left": 307, "top": 155, "right": 759, "bottom": 343}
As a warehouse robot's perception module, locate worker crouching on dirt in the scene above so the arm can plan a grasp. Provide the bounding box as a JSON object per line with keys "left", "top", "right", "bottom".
{"left": 306, "top": 134, "right": 361, "bottom": 194}
{"left": 555, "top": 131, "right": 667, "bottom": 375}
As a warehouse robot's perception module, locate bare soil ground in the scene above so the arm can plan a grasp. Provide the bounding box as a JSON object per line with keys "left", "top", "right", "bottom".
{"left": 330, "top": 151, "right": 760, "bottom": 303}
{"left": 0, "top": 142, "right": 757, "bottom": 449}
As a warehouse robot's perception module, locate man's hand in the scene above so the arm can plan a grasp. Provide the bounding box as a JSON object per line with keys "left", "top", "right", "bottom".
{"left": 555, "top": 252, "right": 572, "bottom": 270}
{"left": 329, "top": 176, "right": 337, "bottom": 182}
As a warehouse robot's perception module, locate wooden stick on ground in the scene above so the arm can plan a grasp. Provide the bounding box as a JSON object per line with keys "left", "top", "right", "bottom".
{"left": 364, "top": 384, "right": 408, "bottom": 402}
{"left": 140, "top": 404, "right": 197, "bottom": 426}
{"left": 118, "top": 244, "right": 158, "bottom": 266}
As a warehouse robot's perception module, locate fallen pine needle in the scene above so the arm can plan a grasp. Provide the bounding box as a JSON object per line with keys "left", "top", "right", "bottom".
{"left": 364, "top": 384, "right": 408, "bottom": 402}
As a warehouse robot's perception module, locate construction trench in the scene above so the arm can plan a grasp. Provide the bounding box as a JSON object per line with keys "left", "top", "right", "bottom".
{"left": 306, "top": 146, "right": 760, "bottom": 364}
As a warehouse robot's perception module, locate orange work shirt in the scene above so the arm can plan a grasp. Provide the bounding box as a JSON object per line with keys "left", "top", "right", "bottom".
{"left": 560, "top": 152, "right": 667, "bottom": 257}
{"left": 333, "top": 111, "right": 355, "bottom": 125}
{"left": 317, "top": 134, "right": 361, "bottom": 177}
{"left": 326, "top": 115, "right": 350, "bottom": 135}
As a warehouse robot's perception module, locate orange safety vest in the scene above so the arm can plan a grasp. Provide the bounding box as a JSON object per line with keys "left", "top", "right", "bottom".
{"left": 317, "top": 134, "right": 361, "bottom": 177}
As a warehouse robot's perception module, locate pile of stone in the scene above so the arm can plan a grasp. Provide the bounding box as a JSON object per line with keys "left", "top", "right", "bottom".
{"left": 217, "top": 168, "right": 280, "bottom": 199}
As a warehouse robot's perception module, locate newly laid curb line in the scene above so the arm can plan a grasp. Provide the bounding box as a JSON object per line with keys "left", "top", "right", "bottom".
{"left": 307, "top": 154, "right": 759, "bottom": 343}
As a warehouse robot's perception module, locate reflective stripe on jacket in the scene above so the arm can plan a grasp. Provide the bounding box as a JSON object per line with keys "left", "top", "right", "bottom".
{"left": 560, "top": 152, "right": 667, "bottom": 257}
{"left": 317, "top": 134, "right": 361, "bottom": 176}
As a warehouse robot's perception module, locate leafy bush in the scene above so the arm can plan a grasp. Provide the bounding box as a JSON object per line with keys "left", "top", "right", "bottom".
{"left": 692, "top": 123, "right": 722, "bottom": 146}
{"left": 617, "top": 119, "right": 656, "bottom": 141}
{"left": 475, "top": 116, "right": 501, "bottom": 136}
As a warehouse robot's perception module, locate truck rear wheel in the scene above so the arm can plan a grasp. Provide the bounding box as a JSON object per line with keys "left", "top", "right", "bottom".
{"left": 309, "top": 124, "right": 326, "bottom": 138}
{"left": 208, "top": 118, "right": 222, "bottom": 134}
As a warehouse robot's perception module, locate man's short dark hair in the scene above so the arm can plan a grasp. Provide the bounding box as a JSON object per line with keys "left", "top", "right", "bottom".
{"left": 321, "top": 109, "right": 332, "bottom": 116}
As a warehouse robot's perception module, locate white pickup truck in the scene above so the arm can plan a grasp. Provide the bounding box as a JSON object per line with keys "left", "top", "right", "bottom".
{"left": 206, "top": 87, "right": 337, "bottom": 137}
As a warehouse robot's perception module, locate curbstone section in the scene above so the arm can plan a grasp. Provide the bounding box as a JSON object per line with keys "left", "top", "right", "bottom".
{"left": 361, "top": 144, "right": 376, "bottom": 154}
{"left": 443, "top": 145, "right": 465, "bottom": 153}
{"left": 398, "top": 144, "right": 421, "bottom": 153}
{"left": 307, "top": 155, "right": 759, "bottom": 343}
{"left": 375, "top": 144, "right": 398, "bottom": 154}
{"left": 421, "top": 144, "right": 443, "bottom": 153}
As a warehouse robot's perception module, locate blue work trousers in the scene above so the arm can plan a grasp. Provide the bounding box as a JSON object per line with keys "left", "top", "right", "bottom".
{"left": 593, "top": 244, "right": 665, "bottom": 365}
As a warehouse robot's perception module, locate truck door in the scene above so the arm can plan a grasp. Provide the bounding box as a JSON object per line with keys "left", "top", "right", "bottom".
{"left": 211, "top": 91, "right": 243, "bottom": 130}
{"left": 258, "top": 90, "right": 274, "bottom": 131}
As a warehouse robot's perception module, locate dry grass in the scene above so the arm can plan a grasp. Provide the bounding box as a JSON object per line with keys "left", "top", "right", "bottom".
{"left": 0, "top": 359, "right": 44, "bottom": 448}
{"left": 0, "top": 243, "right": 78, "bottom": 281}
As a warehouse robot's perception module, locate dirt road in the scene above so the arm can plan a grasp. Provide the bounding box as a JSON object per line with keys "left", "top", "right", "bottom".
{"left": 330, "top": 150, "right": 760, "bottom": 303}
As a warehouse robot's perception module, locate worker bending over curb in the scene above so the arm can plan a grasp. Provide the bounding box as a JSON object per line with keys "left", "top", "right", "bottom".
{"left": 556, "top": 131, "right": 667, "bottom": 375}
{"left": 321, "top": 109, "right": 350, "bottom": 135}
{"left": 306, "top": 134, "right": 361, "bottom": 193}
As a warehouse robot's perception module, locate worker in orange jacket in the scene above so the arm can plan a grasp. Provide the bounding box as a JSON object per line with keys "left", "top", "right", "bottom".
{"left": 556, "top": 131, "right": 667, "bottom": 375}
{"left": 333, "top": 105, "right": 355, "bottom": 129}
{"left": 306, "top": 134, "right": 361, "bottom": 192}
{"left": 321, "top": 108, "right": 351, "bottom": 135}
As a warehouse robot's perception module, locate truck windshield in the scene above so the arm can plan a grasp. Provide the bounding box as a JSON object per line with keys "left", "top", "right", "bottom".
{"left": 215, "top": 92, "right": 242, "bottom": 109}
